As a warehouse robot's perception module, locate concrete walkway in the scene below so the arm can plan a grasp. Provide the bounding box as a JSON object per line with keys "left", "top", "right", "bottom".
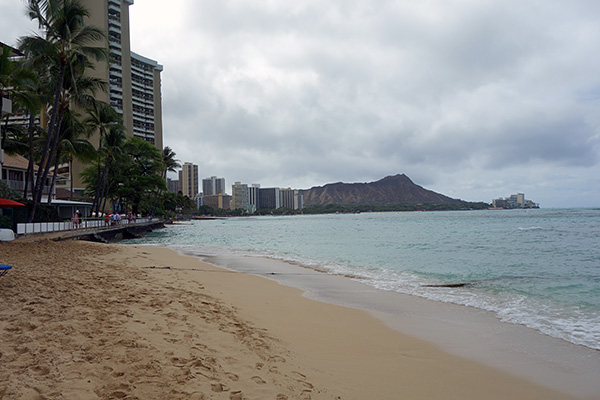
{"left": 16, "top": 220, "right": 165, "bottom": 243}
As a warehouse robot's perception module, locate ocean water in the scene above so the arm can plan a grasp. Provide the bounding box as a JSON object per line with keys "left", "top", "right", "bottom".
{"left": 125, "top": 209, "right": 600, "bottom": 351}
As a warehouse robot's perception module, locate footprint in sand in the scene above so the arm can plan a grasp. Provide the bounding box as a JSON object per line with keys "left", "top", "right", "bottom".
{"left": 30, "top": 365, "right": 50, "bottom": 376}
{"left": 291, "top": 371, "right": 306, "bottom": 380}
{"left": 251, "top": 376, "right": 266, "bottom": 385}
{"left": 226, "top": 372, "right": 239, "bottom": 381}
{"left": 229, "top": 391, "right": 244, "bottom": 400}
{"left": 268, "top": 355, "right": 286, "bottom": 363}
{"left": 290, "top": 371, "right": 314, "bottom": 390}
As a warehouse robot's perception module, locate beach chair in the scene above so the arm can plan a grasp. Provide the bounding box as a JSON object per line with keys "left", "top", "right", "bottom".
{"left": 0, "top": 264, "right": 12, "bottom": 277}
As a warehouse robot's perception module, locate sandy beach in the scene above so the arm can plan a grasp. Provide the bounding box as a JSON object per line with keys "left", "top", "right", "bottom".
{"left": 0, "top": 239, "right": 595, "bottom": 399}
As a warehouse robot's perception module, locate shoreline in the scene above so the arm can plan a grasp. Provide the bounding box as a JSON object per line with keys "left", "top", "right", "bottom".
{"left": 178, "top": 248, "right": 600, "bottom": 398}
{"left": 1, "top": 239, "right": 597, "bottom": 399}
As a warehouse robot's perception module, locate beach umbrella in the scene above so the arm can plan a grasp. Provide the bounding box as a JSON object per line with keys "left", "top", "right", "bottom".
{"left": 0, "top": 198, "right": 26, "bottom": 208}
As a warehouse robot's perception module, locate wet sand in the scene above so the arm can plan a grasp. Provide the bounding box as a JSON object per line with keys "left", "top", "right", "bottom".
{"left": 0, "top": 240, "right": 595, "bottom": 399}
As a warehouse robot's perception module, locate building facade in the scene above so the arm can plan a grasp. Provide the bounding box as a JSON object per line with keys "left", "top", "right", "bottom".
{"left": 492, "top": 193, "right": 539, "bottom": 209}
{"left": 279, "top": 188, "right": 304, "bottom": 210}
{"left": 167, "top": 178, "right": 179, "bottom": 193}
{"left": 130, "top": 52, "right": 163, "bottom": 146}
{"left": 231, "top": 182, "right": 249, "bottom": 211}
{"left": 203, "top": 194, "right": 231, "bottom": 210}
{"left": 202, "top": 176, "right": 226, "bottom": 196}
{"left": 259, "top": 187, "right": 280, "bottom": 210}
{"left": 67, "top": 0, "right": 163, "bottom": 190}
{"left": 248, "top": 184, "right": 260, "bottom": 212}
{"left": 179, "top": 162, "right": 199, "bottom": 199}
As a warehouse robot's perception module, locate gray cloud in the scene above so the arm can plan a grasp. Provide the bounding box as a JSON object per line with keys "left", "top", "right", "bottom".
{"left": 2, "top": 0, "right": 600, "bottom": 206}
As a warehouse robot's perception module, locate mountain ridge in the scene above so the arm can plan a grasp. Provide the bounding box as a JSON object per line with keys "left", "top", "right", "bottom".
{"left": 300, "top": 174, "right": 461, "bottom": 206}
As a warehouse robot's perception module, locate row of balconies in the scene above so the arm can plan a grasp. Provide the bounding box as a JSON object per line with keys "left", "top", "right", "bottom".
{"left": 108, "top": 1, "right": 121, "bottom": 14}
{"left": 132, "top": 79, "right": 153, "bottom": 89}
{"left": 108, "top": 21, "right": 121, "bottom": 34}
{"left": 133, "top": 133, "right": 155, "bottom": 145}
{"left": 133, "top": 109, "right": 154, "bottom": 119}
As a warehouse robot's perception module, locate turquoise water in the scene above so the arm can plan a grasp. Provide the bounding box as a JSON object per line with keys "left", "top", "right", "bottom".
{"left": 126, "top": 209, "right": 600, "bottom": 350}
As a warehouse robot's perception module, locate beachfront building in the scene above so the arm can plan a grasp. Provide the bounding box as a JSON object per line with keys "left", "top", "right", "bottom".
{"left": 0, "top": 42, "right": 20, "bottom": 186}
{"left": 167, "top": 178, "right": 179, "bottom": 193}
{"left": 0, "top": 92, "right": 9, "bottom": 183}
{"left": 203, "top": 193, "right": 231, "bottom": 210}
{"left": 179, "top": 162, "right": 199, "bottom": 199}
{"left": 203, "top": 176, "right": 226, "bottom": 196}
{"left": 130, "top": 52, "right": 163, "bottom": 146}
{"left": 279, "top": 188, "right": 304, "bottom": 210}
{"left": 259, "top": 187, "right": 280, "bottom": 210}
{"left": 231, "top": 182, "right": 249, "bottom": 211}
{"left": 248, "top": 184, "right": 260, "bottom": 213}
{"left": 66, "top": 0, "right": 164, "bottom": 191}
{"left": 492, "top": 193, "right": 539, "bottom": 209}
{"left": 1, "top": 154, "right": 54, "bottom": 199}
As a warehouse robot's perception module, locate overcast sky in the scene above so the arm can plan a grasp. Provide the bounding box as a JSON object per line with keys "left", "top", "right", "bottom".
{"left": 3, "top": 0, "right": 600, "bottom": 207}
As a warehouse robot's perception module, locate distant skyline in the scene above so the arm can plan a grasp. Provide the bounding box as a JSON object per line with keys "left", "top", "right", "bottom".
{"left": 2, "top": 0, "right": 600, "bottom": 207}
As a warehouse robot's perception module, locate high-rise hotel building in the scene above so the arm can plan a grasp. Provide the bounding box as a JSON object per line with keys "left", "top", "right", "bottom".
{"left": 202, "top": 176, "right": 226, "bottom": 196}
{"left": 179, "top": 162, "right": 199, "bottom": 199}
{"left": 69, "top": 0, "right": 163, "bottom": 189}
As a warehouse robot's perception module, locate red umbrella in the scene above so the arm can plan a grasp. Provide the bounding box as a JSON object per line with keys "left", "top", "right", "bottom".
{"left": 0, "top": 198, "right": 26, "bottom": 208}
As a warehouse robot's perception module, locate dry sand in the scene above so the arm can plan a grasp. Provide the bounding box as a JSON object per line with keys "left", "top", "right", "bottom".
{"left": 0, "top": 239, "right": 590, "bottom": 399}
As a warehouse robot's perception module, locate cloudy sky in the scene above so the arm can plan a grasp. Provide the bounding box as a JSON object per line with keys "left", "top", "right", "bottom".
{"left": 3, "top": 0, "right": 600, "bottom": 207}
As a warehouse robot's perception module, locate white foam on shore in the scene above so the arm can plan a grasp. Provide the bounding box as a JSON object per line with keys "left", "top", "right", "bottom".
{"left": 166, "top": 242, "right": 600, "bottom": 351}
{"left": 175, "top": 247, "right": 600, "bottom": 399}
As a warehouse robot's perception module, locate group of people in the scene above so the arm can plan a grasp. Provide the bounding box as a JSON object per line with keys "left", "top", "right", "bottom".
{"left": 103, "top": 212, "right": 137, "bottom": 226}
{"left": 70, "top": 210, "right": 83, "bottom": 230}
{"left": 71, "top": 211, "right": 140, "bottom": 230}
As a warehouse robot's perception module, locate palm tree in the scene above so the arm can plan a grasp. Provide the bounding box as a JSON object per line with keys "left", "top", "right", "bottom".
{"left": 19, "top": 0, "right": 107, "bottom": 222}
{"left": 149, "top": 146, "right": 179, "bottom": 212}
{"left": 84, "top": 101, "right": 123, "bottom": 214}
{"left": 161, "top": 147, "right": 181, "bottom": 181}
{"left": 95, "top": 123, "right": 127, "bottom": 215}
{"left": 47, "top": 108, "right": 96, "bottom": 202}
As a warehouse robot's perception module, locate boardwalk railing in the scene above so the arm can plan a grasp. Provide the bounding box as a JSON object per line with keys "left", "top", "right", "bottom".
{"left": 17, "top": 217, "right": 159, "bottom": 235}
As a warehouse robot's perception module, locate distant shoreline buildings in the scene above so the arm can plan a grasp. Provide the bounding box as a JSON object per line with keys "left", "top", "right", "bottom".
{"left": 168, "top": 164, "right": 303, "bottom": 213}
{"left": 492, "top": 193, "right": 539, "bottom": 209}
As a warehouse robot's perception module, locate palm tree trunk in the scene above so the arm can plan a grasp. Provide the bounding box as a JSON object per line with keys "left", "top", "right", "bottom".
{"left": 23, "top": 113, "right": 36, "bottom": 199}
{"left": 37, "top": 108, "right": 64, "bottom": 206}
{"left": 97, "top": 158, "right": 111, "bottom": 213}
{"left": 69, "top": 157, "right": 73, "bottom": 200}
{"left": 92, "top": 138, "right": 103, "bottom": 216}
{"left": 47, "top": 149, "right": 62, "bottom": 204}
{"left": 1, "top": 114, "right": 8, "bottom": 149}
{"left": 29, "top": 64, "right": 65, "bottom": 222}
